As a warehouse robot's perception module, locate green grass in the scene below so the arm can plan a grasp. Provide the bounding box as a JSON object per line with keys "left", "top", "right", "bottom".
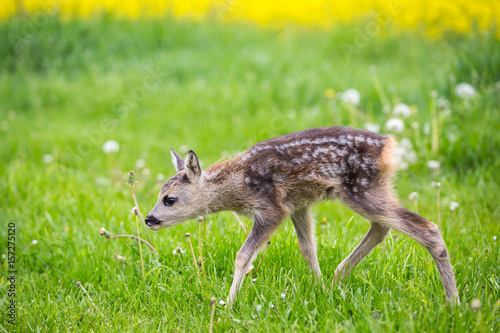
{"left": 1, "top": 16, "right": 499, "bottom": 332}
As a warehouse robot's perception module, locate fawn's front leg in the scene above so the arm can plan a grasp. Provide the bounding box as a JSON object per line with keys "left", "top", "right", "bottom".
{"left": 228, "top": 214, "right": 283, "bottom": 305}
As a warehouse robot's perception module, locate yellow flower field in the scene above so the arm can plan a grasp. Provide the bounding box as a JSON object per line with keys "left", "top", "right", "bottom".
{"left": 2, "top": 0, "right": 499, "bottom": 35}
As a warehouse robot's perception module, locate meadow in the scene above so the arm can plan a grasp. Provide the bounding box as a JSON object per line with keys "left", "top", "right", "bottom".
{"left": 1, "top": 14, "right": 500, "bottom": 332}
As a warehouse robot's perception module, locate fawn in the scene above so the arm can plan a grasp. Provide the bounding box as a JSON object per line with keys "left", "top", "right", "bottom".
{"left": 145, "top": 126, "right": 459, "bottom": 305}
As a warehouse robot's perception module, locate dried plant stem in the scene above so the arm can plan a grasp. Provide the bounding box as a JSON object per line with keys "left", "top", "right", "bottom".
{"left": 77, "top": 281, "right": 99, "bottom": 313}
{"left": 186, "top": 234, "right": 203, "bottom": 291}
{"left": 135, "top": 215, "right": 145, "bottom": 279}
{"left": 198, "top": 221, "right": 207, "bottom": 280}
{"left": 130, "top": 186, "right": 152, "bottom": 244}
{"left": 209, "top": 298, "right": 217, "bottom": 333}
{"left": 232, "top": 211, "right": 248, "bottom": 236}
{"left": 109, "top": 235, "right": 158, "bottom": 254}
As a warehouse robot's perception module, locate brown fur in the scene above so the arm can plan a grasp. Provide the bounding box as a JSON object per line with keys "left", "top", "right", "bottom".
{"left": 146, "top": 126, "right": 459, "bottom": 305}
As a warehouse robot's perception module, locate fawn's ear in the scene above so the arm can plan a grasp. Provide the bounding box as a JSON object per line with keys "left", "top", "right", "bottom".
{"left": 185, "top": 150, "right": 201, "bottom": 181}
{"left": 171, "top": 148, "right": 185, "bottom": 172}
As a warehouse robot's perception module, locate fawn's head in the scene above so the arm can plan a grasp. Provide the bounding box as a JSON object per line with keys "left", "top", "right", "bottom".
{"left": 145, "top": 148, "right": 206, "bottom": 230}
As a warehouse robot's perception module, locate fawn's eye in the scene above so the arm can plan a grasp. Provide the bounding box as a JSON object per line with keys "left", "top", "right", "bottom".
{"left": 163, "top": 196, "right": 177, "bottom": 207}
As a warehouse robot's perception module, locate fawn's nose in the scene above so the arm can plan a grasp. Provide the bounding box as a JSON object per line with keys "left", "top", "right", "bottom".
{"left": 145, "top": 215, "right": 161, "bottom": 227}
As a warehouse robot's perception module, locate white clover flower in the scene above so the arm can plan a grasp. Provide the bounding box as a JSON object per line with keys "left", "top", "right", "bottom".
{"left": 455, "top": 83, "right": 476, "bottom": 98}
{"left": 43, "top": 154, "right": 54, "bottom": 163}
{"left": 385, "top": 118, "right": 405, "bottom": 133}
{"left": 135, "top": 159, "right": 146, "bottom": 168}
{"left": 427, "top": 160, "right": 441, "bottom": 170}
{"left": 103, "top": 140, "right": 119, "bottom": 154}
{"left": 281, "top": 293, "right": 286, "bottom": 299}
{"left": 31, "top": 240, "right": 38, "bottom": 245}
{"left": 338, "top": 89, "right": 361, "bottom": 106}
{"left": 255, "top": 304, "right": 262, "bottom": 312}
{"left": 408, "top": 192, "right": 418, "bottom": 202}
{"left": 219, "top": 300, "right": 226, "bottom": 306}
{"left": 364, "top": 122, "right": 381, "bottom": 133}
{"left": 130, "top": 207, "right": 139, "bottom": 215}
{"left": 393, "top": 103, "right": 411, "bottom": 118}
{"left": 450, "top": 201, "right": 459, "bottom": 211}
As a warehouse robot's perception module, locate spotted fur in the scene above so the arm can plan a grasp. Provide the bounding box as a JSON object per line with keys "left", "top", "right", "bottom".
{"left": 146, "top": 126, "right": 459, "bottom": 305}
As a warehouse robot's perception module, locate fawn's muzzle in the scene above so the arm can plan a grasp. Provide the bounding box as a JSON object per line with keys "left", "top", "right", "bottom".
{"left": 145, "top": 214, "right": 161, "bottom": 227}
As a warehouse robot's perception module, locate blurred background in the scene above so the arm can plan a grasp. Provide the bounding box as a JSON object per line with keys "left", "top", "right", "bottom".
{"left": 1, "top": 1, "right": 499, "bottom": 332}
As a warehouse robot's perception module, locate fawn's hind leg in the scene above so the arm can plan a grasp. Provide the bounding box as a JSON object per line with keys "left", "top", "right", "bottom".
{"left": 333, "top": 222, "right": 389, "bottom": 285}
{"left": 342, "top": 191, "right": 460, "bottom": 304}
{"left": 386, "top": 206, "right": 460, "bottom": 304}
{"left": 291, "top": 205, "right": 322, "bottom": 279}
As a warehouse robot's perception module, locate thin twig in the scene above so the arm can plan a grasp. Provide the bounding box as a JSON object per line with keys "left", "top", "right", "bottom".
{"left": 186, "top": 233, "right": 203, "bottom": 291}
{"left": 130, "top": 186, "right": 153, "bottom": 244}
{"left": 135, "top": 215, "right": 145, "bottom": 279}
{"left": 232, "top": 211, "right": 248, "bottom": 236}
{"left": 198, "top": 218, "right": 207, "bottom": 280}
{"left": 109, "top": 235, "right": 158, "bottom": 255}
{"left": 77, "top": 281, "right": 99, "bottom": 312}
{"left": 128, "top": 171, "right": 152, "bottom": 244}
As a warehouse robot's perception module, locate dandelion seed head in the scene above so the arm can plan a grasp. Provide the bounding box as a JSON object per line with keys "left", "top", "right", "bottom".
{"left": 450, "top": 201, "right": 459, "bottom": 211}
{"left": 385, "top": 118, "right": 405, "bottom": 133}
{"left": 135, "top": 159, "right": 146, "bottom": 169}
{"left": 393, "top": 103, "right": 411, "bottom": 118}
{"left": 281, "top": 293, "right": 286, "bottom": 299}
{"left": 219, "top": 300, "right": 226, "bottom": 306}
{"left": 364, "top": 122, "right": 381, "bottom": 133}
{"left": 427, "top": 160, "right": 441, "bottom": 170}
{"left": 339, "top": 89, "right": 361, "bottom": 106}
{"left": 43, "top": 154, "right": 54, "bottom": 163}
{"left": 423, "top": 123, "right": 431, "bottom": 135}
{"left": 455, "top": 83, "right": 476, "bottom": 99}
{"left": 256, "top": 304, "right": 262, "bottom": 312}
{"left": 103, "top": 140, "right": 119, "bottom": 154}
{"left": 408, "top": 192, "right": 419, "bottom": 201}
